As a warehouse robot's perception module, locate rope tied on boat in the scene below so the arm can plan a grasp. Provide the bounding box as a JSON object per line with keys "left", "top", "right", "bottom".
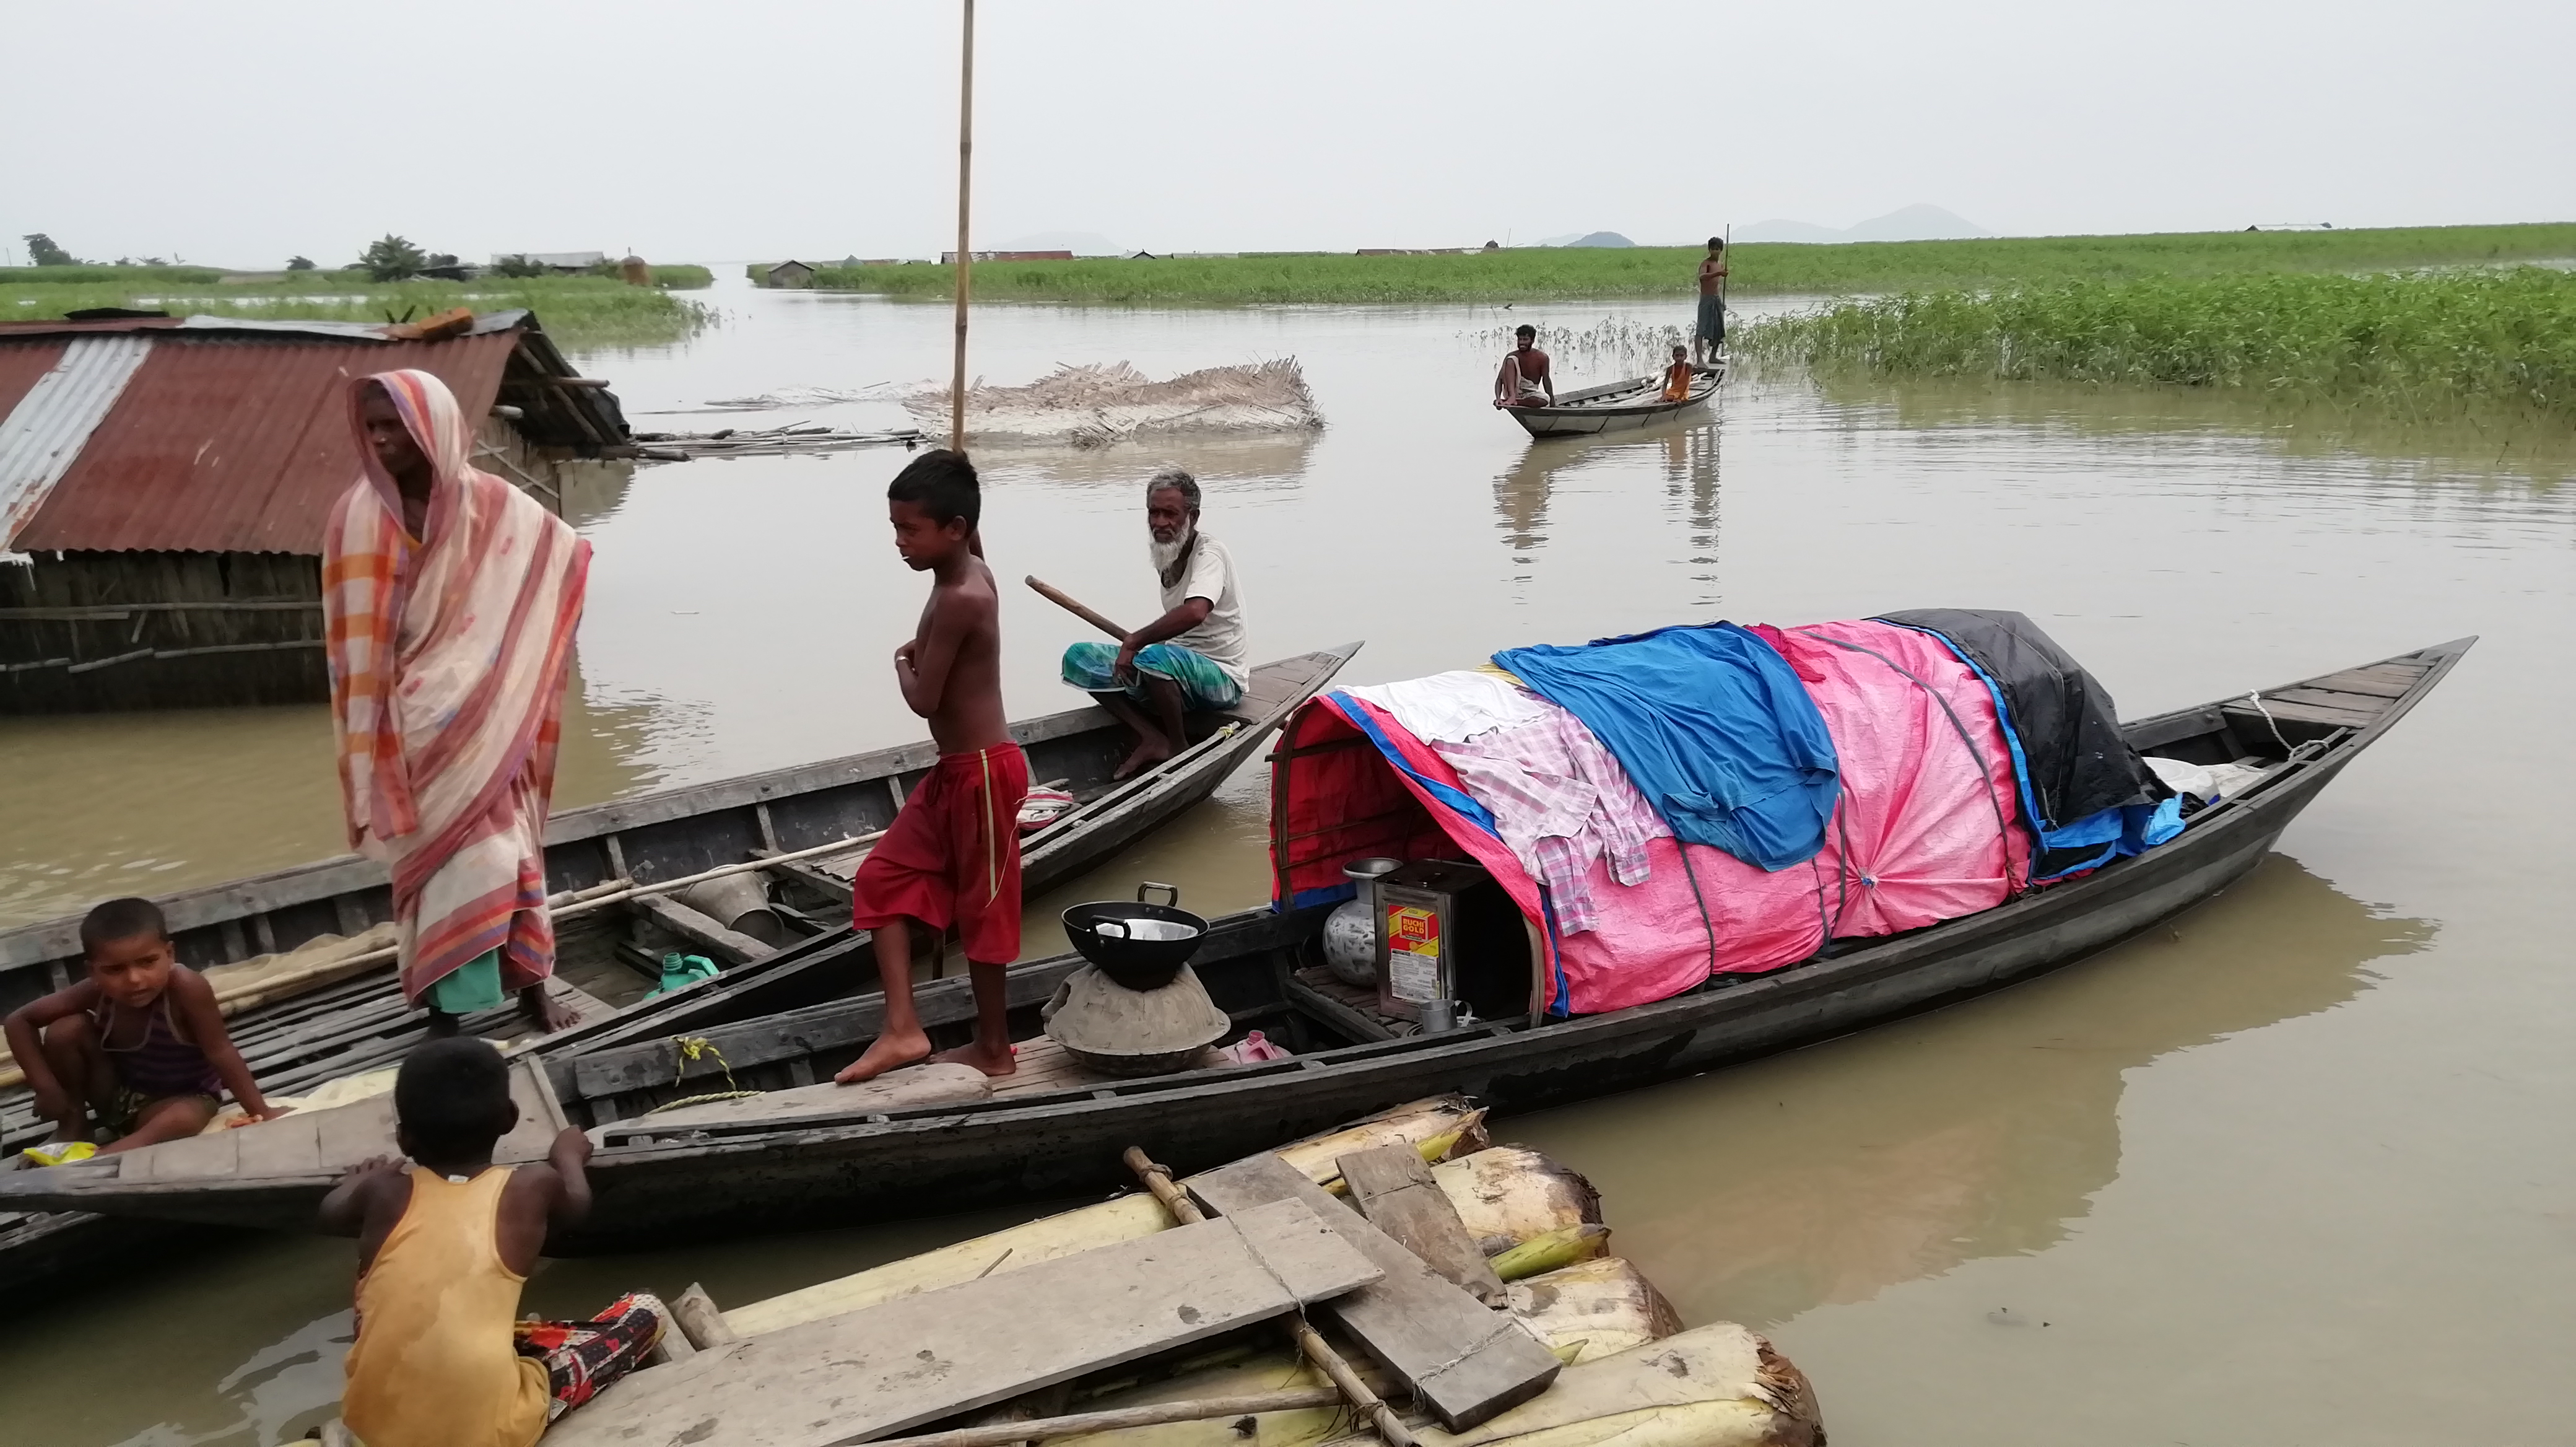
{"left": 643, "top": 1090, "right": 767, "bottom": 1116}
{"left": 669, "top": 1034, "right": 741, "bottom": 1093}
{"left": 2243, "top": 691, "right": 2295, "bottom": 754}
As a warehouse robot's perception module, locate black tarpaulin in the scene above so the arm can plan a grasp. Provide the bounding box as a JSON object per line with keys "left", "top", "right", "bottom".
{"left": 1875, "top": 608, "right": 2169, "bottom": 829}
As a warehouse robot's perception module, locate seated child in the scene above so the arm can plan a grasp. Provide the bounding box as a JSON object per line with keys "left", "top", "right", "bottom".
{"left": 3, "top": 896, "right": 279, "bottom": 1161}
{"left": 322, "top": 1037, "right": 667, "bottom": 1447}
{"left": 1661, "top": 343, "right": 1696, "bottom": 403}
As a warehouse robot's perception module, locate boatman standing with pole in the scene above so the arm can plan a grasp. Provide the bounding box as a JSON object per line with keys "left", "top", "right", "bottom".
{"left": 1694, "top": 237, "right": 1728, "bottom": 366}
{"left": 322, "top": 370, "right": 591, "bottom": 1035}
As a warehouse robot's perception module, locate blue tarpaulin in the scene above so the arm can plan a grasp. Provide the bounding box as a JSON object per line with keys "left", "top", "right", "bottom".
{"left": 1494, "top": 623, "right": 1840, "bottom": 871}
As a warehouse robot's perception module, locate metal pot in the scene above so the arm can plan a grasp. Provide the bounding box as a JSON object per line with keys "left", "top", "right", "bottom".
{"left": 1320, "top": 857, "right": 1402, "bottom": 987}
{"left": 1060, "top": 882, "right": 1206, "bottom": 990}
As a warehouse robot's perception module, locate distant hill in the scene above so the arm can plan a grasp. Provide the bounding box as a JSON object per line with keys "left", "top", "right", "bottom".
{"left": 1544, "top": 231, "right": 1635, "bottom": 248}
{"left": 1736, "top": 206, "right": 1991, "bottom": 245}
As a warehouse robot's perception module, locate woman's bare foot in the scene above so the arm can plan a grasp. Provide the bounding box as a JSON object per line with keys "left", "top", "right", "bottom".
{"left": 836, "top": 1028, "right": 933, "bottom": 1083}
{"left": 933, "top": 1038, "right": 1018, "bottom": 1077}
{"left": 521, "top": 984, "right": 580, "bottom": 1033}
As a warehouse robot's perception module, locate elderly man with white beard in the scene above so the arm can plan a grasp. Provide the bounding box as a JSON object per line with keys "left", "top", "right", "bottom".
{"left": 1058, "top": 468, "right": 1249, "bottom": 779}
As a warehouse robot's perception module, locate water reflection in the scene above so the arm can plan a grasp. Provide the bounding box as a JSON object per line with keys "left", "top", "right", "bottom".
{"left": 971, "top": 431, "right": 1319, "bottom": 496}
{"left": 1492, "top": 421, "right": 1723, "bottom": 603}
{"left": 1512, "top": 855, "right": 2430, "bottom": 1330}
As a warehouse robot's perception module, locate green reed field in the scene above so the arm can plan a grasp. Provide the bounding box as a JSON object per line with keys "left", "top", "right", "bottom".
{"left": 1733, "top": 268, "right": 2576, "bottom": 425}
{"left": 796, "top": 224, "right": 2576, "bottom": 305}
{"left": 1, "top": 271, "right": 711, "bottom": 349}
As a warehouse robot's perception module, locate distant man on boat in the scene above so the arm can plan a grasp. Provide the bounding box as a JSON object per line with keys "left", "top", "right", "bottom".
{"left": 1694, "top": 238, "right": 1728, "bottom": 365}
{"left": 1060, "top": 468, "right": 1250, "bottom": 780}
{"left": 1494, "top": 324, "right": 1554, "bottom": 408}
{"left": 323, "top": 370, "right": 591, "bottom": 1036}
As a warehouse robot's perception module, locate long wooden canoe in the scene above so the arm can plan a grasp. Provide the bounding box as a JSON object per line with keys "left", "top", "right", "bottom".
{"left": 0, "top": 643, "right": 1359, "bottom": 1279}
{"left": 1, "top": 637, "right": 2466, "bottom": 1251}
{"left": 1505, "top": 365, "right": 1721, "bottom": 439}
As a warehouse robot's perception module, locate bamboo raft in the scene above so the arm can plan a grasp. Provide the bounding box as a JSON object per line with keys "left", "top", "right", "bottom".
{"left": 305, "top": 1100, "right": 1824, "bottom": 1447}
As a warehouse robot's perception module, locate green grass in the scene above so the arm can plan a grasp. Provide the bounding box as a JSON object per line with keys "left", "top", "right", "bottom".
{"left": 646, "top": 263, "right": 712, "bottom": 290}
{"left": 1733, "top": 267, "right": 2576, "bottom": 425}
{"left": 798, "top": 224, "right": 2576, "bottom": 305}
{"left": 1, "top": 274, "right": 710, "bottom": 349}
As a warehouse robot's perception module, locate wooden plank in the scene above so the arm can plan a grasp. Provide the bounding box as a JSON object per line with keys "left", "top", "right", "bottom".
{"left": 542, "top": 1197, "right": 1380, "bottom": 1447}
{"left": 1287, "top": 974, "right": 1396, "bottom": 1044}
{"left": 2300, "top": 668, "right": 2416, "bottom": 700}
{"left": 1188, "top": 1154, "right": 1560, "bottom": 1430}
{"left": 230, "top": 1116, "right": 326, "bottom": 1177}
{"left": 1337, "top": 1145, "right": 1508, "bottom": 1307}
{"left": 632, "top": 893, "right": 776, "bottom": 964}
{"left": 312, "top": 1095, "right": 400, "bottom": 1171}
{"left": 123, "top": 1128, "right": 238, "bottom": 1183}
{"left": 496, "top": 1060, "right": 567, "bottom": 1163}
{"left": 2266, "top": 685, "right": 2394, "bottom": 717}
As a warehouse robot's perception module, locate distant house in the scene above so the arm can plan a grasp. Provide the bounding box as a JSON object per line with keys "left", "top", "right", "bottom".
{"left": 1129, "top": 251, "right": 1160, "bottom": 261}
{"left": 0, "top": 313, "right": 629, "bottom": 714}
{"left": 767, "top": 260, "right": 818, "bottom": 289}
{"left": 493, "top": 250, "right": 608, "bottom": 274}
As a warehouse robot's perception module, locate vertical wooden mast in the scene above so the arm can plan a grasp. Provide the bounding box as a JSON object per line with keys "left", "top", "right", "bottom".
{"left": 950, "top": 0, "right": 975, "bottom": 452}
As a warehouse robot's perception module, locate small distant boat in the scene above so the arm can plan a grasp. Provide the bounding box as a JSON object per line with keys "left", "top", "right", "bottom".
{"left": 1505, "top": 362, "right": 1723, "bottom": 439}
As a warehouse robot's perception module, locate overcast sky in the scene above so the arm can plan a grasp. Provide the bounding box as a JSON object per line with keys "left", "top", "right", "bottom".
{"left": 9, "top": 0, "right": 2570, "bottom": 268}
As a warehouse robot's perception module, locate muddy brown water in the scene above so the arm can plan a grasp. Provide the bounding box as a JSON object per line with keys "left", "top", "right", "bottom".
{"left": 1, "top": 277, "right": 2570, "bottom": 1444}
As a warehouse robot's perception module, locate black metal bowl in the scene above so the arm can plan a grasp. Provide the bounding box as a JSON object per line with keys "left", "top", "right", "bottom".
{"left": 1061, "top": 883, "right": 1207, "bottom": 990}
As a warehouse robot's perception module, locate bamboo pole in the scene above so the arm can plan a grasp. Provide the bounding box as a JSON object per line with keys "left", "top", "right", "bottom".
{"left": 950, "top": 0, "right": 975, "bottom": 452}
{"left": 1123, "top": 1149, "right": 1421, "bottom": 1447}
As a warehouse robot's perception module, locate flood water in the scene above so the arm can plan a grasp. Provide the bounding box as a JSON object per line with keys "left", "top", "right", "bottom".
{"left": 3, "top": 275, "right": 2572, "bottom": 1445}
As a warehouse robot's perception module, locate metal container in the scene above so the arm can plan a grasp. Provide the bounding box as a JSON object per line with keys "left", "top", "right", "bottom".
{"left": 1060, "top": 883, "right": 1206, "bottom": 991}
{"left": 1321, "top": 856, "right": 1403, "bottom": 987}
{"left": 1373, "top": 859, "right": 1532, "bottom": 1023}
{"left": 677, "top": 873, "right": 786, "bottom": 946}
{"left": 1418, "top": 998, "right": 1460, "bottom": 1033}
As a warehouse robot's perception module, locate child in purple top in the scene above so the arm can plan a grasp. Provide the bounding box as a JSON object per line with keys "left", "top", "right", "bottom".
{"left": 4, "top": 896, "right": 281, "bottom": 1158}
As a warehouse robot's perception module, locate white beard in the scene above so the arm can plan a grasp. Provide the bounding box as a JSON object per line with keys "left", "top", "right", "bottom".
{"left": 1150, "top": 525, "right": 1196, "bottom": 583}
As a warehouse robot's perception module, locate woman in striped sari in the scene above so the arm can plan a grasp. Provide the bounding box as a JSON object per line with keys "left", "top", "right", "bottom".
{"left": 323, "top": 369, "right": 591, "bottom": 1031}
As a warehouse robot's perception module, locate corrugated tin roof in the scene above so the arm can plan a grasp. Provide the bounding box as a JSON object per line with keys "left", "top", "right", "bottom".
{"left": 0, "top": 335, "right": 154, "bottom": 546}
{"left": 0, "top": 313, "right": 625, "bottom": 556}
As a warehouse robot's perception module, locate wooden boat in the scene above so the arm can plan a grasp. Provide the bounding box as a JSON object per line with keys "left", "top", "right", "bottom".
{"left": 1505, "top": 364, "right": 1721, "bottom": 439}
{"left": 0, "top": 643, "right": 1359, "bottom": 1279}
{"left": 0, "top": 637, "right": 2466, "bottom": 1251}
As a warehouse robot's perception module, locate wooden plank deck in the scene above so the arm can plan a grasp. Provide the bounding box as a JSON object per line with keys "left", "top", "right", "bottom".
{"left": 542, "top": 1198, "right": 1380, "bottom": 1447}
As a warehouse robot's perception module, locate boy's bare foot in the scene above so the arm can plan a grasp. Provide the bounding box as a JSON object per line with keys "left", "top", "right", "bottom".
{"left": 1113, "top": 735, "right": 1173, "bottom": 780}
{"left": 933, "top": 1039, "right": 1018, "bottom": 1077}
{"left": 521, "top": 984, "right": 578, "bottom": 1033}
{"left": 836, "top": 1028, "right": 933, "bottom": 1083}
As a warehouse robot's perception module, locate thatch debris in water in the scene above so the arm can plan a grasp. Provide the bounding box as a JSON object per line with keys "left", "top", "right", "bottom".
{"left": 907, "top": 359, "right": 1323, "bottom": 447}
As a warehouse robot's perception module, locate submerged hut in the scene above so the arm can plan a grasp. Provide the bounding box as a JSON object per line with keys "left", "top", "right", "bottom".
{"left": 0, "top": 312, "right": 629, "bottom": 714}
{"left": 765, "top": 260, "right": 818, "bottom": 289}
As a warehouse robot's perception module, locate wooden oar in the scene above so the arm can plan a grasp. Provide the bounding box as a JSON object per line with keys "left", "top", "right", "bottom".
{"left": 1124, "top": 1148, "right": 1421, "bottom": 1447}
{"left": 1026, "top": 575, "right": 1128, "bottom": 640}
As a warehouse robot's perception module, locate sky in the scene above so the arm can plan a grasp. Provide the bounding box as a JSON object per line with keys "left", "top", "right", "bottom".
{"left": 6, "top": 0, "right": 2572, "bottom": 269}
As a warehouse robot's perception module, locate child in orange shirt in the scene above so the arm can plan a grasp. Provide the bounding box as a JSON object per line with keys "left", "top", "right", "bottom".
{"left": 1661, "top": 343, "right": 1696, "bottom": 403}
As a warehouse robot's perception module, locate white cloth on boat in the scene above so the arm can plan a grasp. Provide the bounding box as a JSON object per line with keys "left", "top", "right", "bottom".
{"left": 2144, "top": 755, "right": 2271, "bottom": 803}
{"left": 1431, "top": 704, "right": 1668, "bottom": 935}
{"left": 1341, "top": 670, "right": 1547, "bottom": 745}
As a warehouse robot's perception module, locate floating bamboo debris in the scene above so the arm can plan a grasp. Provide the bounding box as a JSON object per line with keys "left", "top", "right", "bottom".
{"left": 630, "top": 422, "right": 925, "bottom": 461}
{"left": 908, "top": 359, "right": 1325, "bottom": 447}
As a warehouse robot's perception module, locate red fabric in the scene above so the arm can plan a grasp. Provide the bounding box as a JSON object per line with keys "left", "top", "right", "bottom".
{"left": 852, "top": 743, "right": 1030, "bottom": 963}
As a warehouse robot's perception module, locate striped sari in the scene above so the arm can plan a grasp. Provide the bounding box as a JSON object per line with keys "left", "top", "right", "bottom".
{"left": 322, "top": 369, "right": 591, "bottom": 1005}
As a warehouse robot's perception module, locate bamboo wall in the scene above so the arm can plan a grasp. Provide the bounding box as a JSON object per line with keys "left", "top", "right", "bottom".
{"left": 0, "top": 550, "right": 330, "bottom": 713}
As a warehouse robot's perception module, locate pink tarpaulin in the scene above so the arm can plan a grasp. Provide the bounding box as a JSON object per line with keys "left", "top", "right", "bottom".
{"left": 1269, "top": 619, "right": 2030, "bottom": 1015}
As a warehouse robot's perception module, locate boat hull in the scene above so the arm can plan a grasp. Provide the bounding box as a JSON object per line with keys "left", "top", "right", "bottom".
{"left": 1507, "top": 367, "right": 1721, "bottom": 439}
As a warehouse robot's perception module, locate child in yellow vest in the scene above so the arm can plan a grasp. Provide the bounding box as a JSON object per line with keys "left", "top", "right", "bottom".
{"left": 321, "top": 1037, "right": 666, "bottom": 1446}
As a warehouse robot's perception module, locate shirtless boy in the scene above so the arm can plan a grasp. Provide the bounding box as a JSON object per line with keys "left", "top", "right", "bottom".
{"left": 838, "top": 449, "right": 1029, "bottom": 1083}
{"left": 1694, "top": 238, "right": 1729, "bottom": 365}
{"left": 5, "top": 896, "right": 280, "bottom": 1160}
{"left": 1493, "top": 324, "right": 1554, "bottom": 408}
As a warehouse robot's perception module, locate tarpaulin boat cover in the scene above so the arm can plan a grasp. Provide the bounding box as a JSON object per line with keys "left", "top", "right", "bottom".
{"left": 1272, "top": 619, "right": 2029, "bottom": 1015}
{"left": 1876, "top": 609, "right": 2177, "bottom": 880}
{"left": 1492, "top": 623, "right": 1840, "bottom": 872}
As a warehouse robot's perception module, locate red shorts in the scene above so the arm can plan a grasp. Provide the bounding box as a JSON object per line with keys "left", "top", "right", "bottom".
{"left": 851, "top": 743, "right": 1030, "bottom": 964}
